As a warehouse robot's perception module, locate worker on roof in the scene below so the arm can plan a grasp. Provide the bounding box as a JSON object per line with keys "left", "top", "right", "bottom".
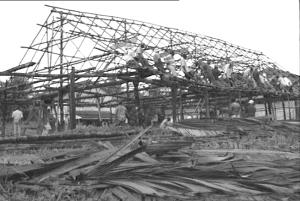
{"left": 124, "top": 47, "right": 137, "bottom": 70}
{"left": 269, "top": 73, "right": 280, "bottom": 87}
{"left": 135, "top": 43, "right": 149, "bottom": 66}
{"left": 222, "top": 58, "right": 234, "bottom": 87}
{"left": 164, "top": 50, "right": 178, "bottom": 76}
{"left": 124, "top": 47, "right": 136, "bottom": 62}
{"left": 197, "top": 60, "right": 215, "bottom": 84}
{"left": 180, "top": 53, "right": 194, "bottom": 80}
{"left": 153, "top": 49, "right": 165, "bottom": 75}
{"left": 259, "top": 72, "right": 275, "bottom": 91}
{"left": 243, "top": 66, "right": 257, "bottom": 88}
{"left": 212, "top": 65, "right": 222, "bottom": 80}
{"left": 252, "top": 66, "right": 263, "bottom": 87}
{"left": 278, "top": 75, "right": 293, "bottom": 93}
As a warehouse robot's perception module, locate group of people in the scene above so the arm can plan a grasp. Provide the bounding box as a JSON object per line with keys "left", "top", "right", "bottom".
{"left": 9, "top": 106, "right": 57, "bottom": 137}
{"left": 122, "top": 44, "right": 295, "bottom": 94}
{"left": 114, "top": 100, "right": 173, "bottom": 128}
{"left": 228, "top": 99, "right": 256, "bottom": 118}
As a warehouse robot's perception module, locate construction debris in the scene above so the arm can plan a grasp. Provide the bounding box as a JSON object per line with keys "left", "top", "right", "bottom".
{"left": 0, "top": 119, "right": 299, "bottom": 201}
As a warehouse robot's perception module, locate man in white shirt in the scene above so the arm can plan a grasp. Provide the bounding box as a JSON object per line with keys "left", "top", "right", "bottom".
{"left": 12, "top": 107, "right": 23, "bottom": 137}
{"left": 124, "top": 47, "right": 135, "bottom": 62}
{"left": 180, "top": 54, "right": 193, "bottom": 80}
{"left": 278, "top": 76, "right": 293, "bottom": 92}
{"left": 164, "top": 50, "right": 178, "bottom": 76}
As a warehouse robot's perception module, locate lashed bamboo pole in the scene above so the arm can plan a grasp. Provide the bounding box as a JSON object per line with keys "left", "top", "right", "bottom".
{"left": 0, "top": 130, "right": 138, "bottom": 145}
{"left": 282, "top": 100, "right": 286, "bottom": 120}
{"left": 1, "top": 81, "right": 8, "bottom": 137}
{"left": 69, "top": 67, "right": 76, "bottom": 129}
{"left": 171, "top": 86, "right": 177, "bottom": 122}
{"left": 58, "top": 12, "right": 65, "bottom": 130}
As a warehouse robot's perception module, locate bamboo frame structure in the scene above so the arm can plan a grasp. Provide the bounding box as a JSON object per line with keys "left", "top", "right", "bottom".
{"left": 0, "top": 5, "right": 299, "bottom": 129}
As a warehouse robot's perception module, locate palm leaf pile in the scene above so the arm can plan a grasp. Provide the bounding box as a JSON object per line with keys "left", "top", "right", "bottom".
{"left": 0, "top": 124, "right": 299, "bottom": 201}
{"left": 173, "top": 118, "right": 300, "bottom": 152}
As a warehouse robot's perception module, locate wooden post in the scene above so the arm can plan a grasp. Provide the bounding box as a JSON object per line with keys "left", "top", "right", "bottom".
{"left": 287, "top": 95, "right": 292, "bottom": 120}
{"left": 124, "top": 21, "right": 130, "bottom": 100}
{"left": 110, "top": 106, "right": 113, "bottom": 124}
{"left": 133, "top": 81, "right": 141, "bottom": 125}
{"left": 37, "top": 101, "right": 43, "bottom": 134}
{"left": 266, "top": 96, "right": 272, "bottom": 116}
{"left": 53, "top": 103, "right": 58, "bottom": 132}
{"left": 282, "top": 99, "right": 286, "bottom": 120}
{"left": 180, "top": 90, "right": 184, "bottom": 121}
{"left": 171, "top": 86, "right": 177, "bottom": 122}
{"left": 58, "top": 12, "right": 65, "bottom": 130}
{"left": 264, "top": 101, "right": 268, "bottom": 116}
{"left": 69, "top": 67, "right": 76, "bottom": 129}
{"left": 295, "top": 99, "right": 300, "bottom": 120}
{"left": 205, "top": 91, "right": 210, "bottom": 118}
{"left": 272, "top": 101, "right": 277, "bottom": 120}
{"left": 96, "top": 97, "right": 102, "bottom": 125}
{"left": 1, "top": 81, "right": 8, "bottom": 137}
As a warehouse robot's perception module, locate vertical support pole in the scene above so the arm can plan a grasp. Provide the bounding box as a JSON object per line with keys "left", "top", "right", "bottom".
{"left": 205, "top": 91, "right": 210, "bottom": 118}
{"left": 133, "top": 81, "right": 141, "bottom": 125}
{"left": 193, "top": 36, "right": 197, "bottom": 57}
{"left": 287, "top": 95, "right": 292, "bottom": 120}
{"left": 96, "top": 97, "right": 102, "bottom": 126}
{"left": 295, "top": 99, "right": 300, "bottom": 120}
{"left": 1, "top": 81, "right": 8, "bottom": 137}
{"left": 171, "top": 86, "right": 177, "bottom": 122}
{"left": 58, "top": 12, "right": 65, "bottom": 130}
{"left": 69, "top": 67, "right": 76, "bottom": 129}
{"left": 264, "top": 101, "right": 268, "bottom": 116}
{"left": 37, "top": 101, "right": 43, "bottom": 134}
{"left": 266, "top": 95, "right": 272, "bottom": 116}
{"left": 53, "top": 103, "right": 58, "bottom": 132}
{"left": 110, "top": 106, "right": 113, "bottom": 124}
{"left": 124, "top": 20, "right": 130, "bottom": 100}
{"left": 282, "top": 99, "right": 286, "bottom": 120}
{"left": 180, "top": 90, "right": 184, "bottom": 121}
{"left": 272, "top": 101, "right": 277, "bottom": 120}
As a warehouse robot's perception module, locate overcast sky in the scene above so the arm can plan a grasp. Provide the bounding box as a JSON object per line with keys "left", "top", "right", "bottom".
{"left": 0, "top": 0, "right": 299, "bottom": 75}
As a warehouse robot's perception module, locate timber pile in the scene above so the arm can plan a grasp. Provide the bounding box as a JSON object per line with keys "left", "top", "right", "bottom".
{"left": 0, "top": 120, "right": 299, "bottom": 201}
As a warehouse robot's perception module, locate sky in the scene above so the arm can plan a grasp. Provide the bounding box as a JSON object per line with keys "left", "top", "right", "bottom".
{"left": 0, "top": 0, "right": 299, "bottom": 76}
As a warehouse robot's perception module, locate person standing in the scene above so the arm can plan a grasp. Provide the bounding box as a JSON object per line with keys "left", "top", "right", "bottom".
{"left": 115, "top": 101, "right": 127, "bottom": 126}
{"left": 229, "top": 99, "right": 241, "bottom": 118}
{"left": 12, "top": 107, "right": 23, "bottom": 137}
{"left": 245, "top": 100, "right": 256, "bottom": 117}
